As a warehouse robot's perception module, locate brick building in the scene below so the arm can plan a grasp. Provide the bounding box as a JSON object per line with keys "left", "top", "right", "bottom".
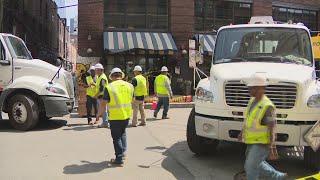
{"left": 1, "top": 0, "right": 69, "bottom": 66}
{"left": 78, "top": 0, "right": 320, "bottom": 94}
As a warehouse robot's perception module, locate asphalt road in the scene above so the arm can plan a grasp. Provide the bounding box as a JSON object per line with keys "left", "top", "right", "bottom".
{"left": 0, "top": 108, "right": 316, "bottom": 180}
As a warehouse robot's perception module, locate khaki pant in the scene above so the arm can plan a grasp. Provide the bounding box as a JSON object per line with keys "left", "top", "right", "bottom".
{"left": 132, "top": 100, "right": 146, "bottom": 125}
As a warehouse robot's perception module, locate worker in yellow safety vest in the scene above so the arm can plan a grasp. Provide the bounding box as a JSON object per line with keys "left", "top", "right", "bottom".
{"left": 238, "top": 73, "right": 287, "bottom": 180}
{"left": 131, "top": 65, "right": 148, "bottom": 127}
{"left": 96, "top": 67, "right": 134, "bottom": 166}
{"left": 153, "top": 66, "right": 173, "bottom": 119}
{"left": 84, "top": 65, "right": 97, "bottom": 124}
{"left": 92, "top": 63, "right": 109, "bottom": 128}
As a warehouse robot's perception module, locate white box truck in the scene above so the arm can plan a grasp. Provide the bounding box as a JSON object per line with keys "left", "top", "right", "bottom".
{"left": 0, "top": 33, "right": 74, "bottom": 130}
{"left": 187, "top": 17, "right": 320, "bottom": 169}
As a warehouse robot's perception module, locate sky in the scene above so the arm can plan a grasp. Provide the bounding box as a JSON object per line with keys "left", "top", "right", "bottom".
{"left": 55, "top": 0, "right": 78, "bottom": 26}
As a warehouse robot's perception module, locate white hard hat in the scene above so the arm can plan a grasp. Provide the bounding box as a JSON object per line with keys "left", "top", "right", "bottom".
{"left": 109, "top": 67, "right": 125, "bottom": 79}
{"left": 133, "top": 65, "right": 143, "bottom": 72}
{"left": 161, "top": 66, "right": 168, "bottom": 72}
{"left": 94, "top": 63, "right": 104, "bottom": 70}
{"left": 246, "top": 73, "right": 268, "bottom": 87}
{"left": 89, "top": 65, "right": 95, "bottom": 71}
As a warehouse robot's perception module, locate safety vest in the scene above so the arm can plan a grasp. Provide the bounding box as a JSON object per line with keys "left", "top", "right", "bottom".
{"left": 134, "top": 74, "right": 148, "bottom": 97}
{"left": 106, "top": 80, "right": 134, "bottom": 120}
{"left": 155, "top": 74, "right": 170, "bottom": 95}
{"left": 244, "top": 95, "right": 275, "bottom": 144}
{"left": 86, "top": 75, "right": 96, "bottom": 97}
{"left": 96, "top": 73, "right": 108, "bottom": 96}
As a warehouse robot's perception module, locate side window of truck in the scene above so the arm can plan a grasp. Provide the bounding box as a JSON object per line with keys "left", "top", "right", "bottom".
{"left": 0, "top": 41, "right": 5, "bottom": 60}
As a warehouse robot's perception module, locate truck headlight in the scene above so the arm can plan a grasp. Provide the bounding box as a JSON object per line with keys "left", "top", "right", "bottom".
{"left": 307, "top": 94, "right": 320, "bottom": 108}
{"left": 196, "top": 87, "right": 214, "bottom": 102}
{"left": 46, "top": 86, "right": 66, "bottom": 95}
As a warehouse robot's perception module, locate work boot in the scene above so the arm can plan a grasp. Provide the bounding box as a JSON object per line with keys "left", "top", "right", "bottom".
{"left": 153, "top": 112, "right": 157, "bottom": 119}
{"left": 162, "top": 116, "right": 169, "bottom": 119}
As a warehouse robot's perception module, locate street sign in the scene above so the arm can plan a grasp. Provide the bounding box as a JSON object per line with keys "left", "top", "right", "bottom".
{"left": 304, "top": 120, "right": 320, "bottom": 152}
{"left": 311, "top": 34, "right": 320, "bottom": 59}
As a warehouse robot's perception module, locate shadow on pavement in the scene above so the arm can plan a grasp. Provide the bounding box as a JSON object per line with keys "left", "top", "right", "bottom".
{"left": 144, "top": 143, "right": 194, "bottom": 180}
{"left": 146, "top": 118, "right": 164, "bottom": 122}
{"left": 63, "top": 125, "right": 97, "bottom": 131}
{"left": 0, "top": 119, "right": 67, "bottom": 132}
{"left": 63, "top": 160, "right": 116, "bottom": 174}
{"left": 156, "top": 141, "right": 316, "bottom": 179}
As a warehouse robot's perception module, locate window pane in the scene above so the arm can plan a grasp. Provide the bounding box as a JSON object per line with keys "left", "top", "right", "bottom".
{"left": 127, "top": 14, "right": 146, "bottom": 29}
{"left": 105, "top": 13, "right": 126, "bottom": 28}
{"left": 127, "top": 0, "right": 145, "bottom": 13}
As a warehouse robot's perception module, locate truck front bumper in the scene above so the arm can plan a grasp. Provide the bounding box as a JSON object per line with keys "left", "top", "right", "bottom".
{"left": 41, "top": 96, "right": 74, "bottom": 117}
{"left": 195, "top": 113, "right": 313, "bottom": 146}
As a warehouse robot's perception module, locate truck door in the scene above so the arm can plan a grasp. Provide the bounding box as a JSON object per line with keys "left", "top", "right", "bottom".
{"left": 0, "top": 37, "right": 12, "bottom": 90}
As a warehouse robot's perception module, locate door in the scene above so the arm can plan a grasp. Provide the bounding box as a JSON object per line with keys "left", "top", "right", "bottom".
{"left": 0, "top": 37, "right": 12, "bottom": 90}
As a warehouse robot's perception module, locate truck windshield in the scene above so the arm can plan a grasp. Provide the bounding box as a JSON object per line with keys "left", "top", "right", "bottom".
{"left": 213, "top": 27, "right": 313, "bottom": 66}
{"left": 4, "top": 36, "right": 32, "bottom": 60}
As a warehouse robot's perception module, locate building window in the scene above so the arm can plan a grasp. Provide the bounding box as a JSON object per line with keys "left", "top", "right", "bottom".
{"left": 195, "top": 0, "right": 251, "bottom": 32}
{"left": 104, "top": 0, "right": 168, "bottom": 31}
{"left": 273, "top": 6, "right": 318, "bottom": 30}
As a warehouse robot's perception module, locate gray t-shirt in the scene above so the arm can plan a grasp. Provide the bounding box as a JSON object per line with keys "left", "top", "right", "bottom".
{"left": 248, "top": 100, "right": 275, "bottom": 126}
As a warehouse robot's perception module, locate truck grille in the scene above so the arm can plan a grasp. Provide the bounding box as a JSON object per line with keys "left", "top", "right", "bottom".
{"left": 225, "top": 81, "right": 297, "bottom": 109}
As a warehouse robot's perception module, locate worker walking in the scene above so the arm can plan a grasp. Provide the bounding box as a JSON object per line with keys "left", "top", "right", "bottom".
{"left": 131, "top": 65, "right": 147, "bottom": 127}
{"left": 93, "top": 63, "right": 109, "bottom": 128}
{"left": 96, "top": 68, "right": 134, "bottom": 166}
{"left": 154, "top": 66, "right": 173, "bottom": 119}
{"left": 238, "top": 73, "right": 287, "bottom": 180}
{"left": 84, "top": 66, "right": 97, "bottom": 124}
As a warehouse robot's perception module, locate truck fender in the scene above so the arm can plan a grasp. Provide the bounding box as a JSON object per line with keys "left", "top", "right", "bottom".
{"left": 7, "top": 76, "right": 51, "bottom": 95}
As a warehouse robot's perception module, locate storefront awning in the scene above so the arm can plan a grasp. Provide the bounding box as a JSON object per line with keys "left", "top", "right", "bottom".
{"left": 104, "top": 32, "right": 178, "bottom": 53}
{"left": 194, "top": 34, "right": 216, "bottom": 54}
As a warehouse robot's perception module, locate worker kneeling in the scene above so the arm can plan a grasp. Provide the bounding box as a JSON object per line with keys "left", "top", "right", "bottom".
{"left": 96, "top": 68, "right": 134, "bottom": 166}
{"left": 238, "top": 73, "right": 287, "bottom": 180}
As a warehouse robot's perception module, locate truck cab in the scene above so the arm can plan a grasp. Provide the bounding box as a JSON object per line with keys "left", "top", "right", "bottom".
{"left": 0, "top": 33, "right": 74, "bottom": 130}
{"left": 187, "top": 17, "right": 320, "bottom": 170}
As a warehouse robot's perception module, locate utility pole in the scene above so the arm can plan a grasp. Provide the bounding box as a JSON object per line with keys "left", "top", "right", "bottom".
{"left": 0, "top": 0, "right": 3, "bottom": 32}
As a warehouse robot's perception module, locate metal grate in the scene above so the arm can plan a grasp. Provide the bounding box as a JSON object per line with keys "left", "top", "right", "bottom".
{"left": 225, "top": 81, "right": 297, "bottom": 109}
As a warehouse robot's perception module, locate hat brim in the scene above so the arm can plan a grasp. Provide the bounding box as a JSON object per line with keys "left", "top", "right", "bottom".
{"left": 109, "top": 72, "right": 125, "bottom": 79}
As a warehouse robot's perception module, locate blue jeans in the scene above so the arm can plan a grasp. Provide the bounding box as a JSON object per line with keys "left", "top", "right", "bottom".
{"left": 245, "top": 144, "right": 286, "bottom": 180}
{"left": 109, "top": 120, "right": 128, "bottom": 163}
{"left": 154, "top": 97, "right": 169, "bottom": 118}
{"left": 98, "top": 99, "right": 108, "bottom": 125}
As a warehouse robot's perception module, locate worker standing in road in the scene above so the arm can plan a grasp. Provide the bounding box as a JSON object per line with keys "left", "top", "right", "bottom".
{"left": 131, "top": 65, "right": 147, "bottom": 127}
{"left": 96, "top": 68, "right": 134, "bottom": 166}
{"left": 84, "top": 66, "right": 97, "bottom": 124}
{"left": 93, "top": 63, "right": 109, "bottom": 128}
{"left": 238, "top": 73, "right": 287, "bottom": 180}
{"left": 154, "top": 66, "right": 173, "bottom": 119}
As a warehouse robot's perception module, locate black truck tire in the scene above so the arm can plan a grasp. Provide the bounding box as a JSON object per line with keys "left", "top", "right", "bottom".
{"left": 304, "top": 146, "right": 320, "bottom": 171}
{"left": 8, "top": 94, "right": 39, "bottom": 131}
{"left": 187, "top": 108, "right": 219, "bottom": 155}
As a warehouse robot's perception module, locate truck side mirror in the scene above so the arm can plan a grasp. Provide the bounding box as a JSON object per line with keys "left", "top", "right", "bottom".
{"left": 0, "top": 41, "right": 10, "bottom": 65}
{"left": 0, "top": 59, "right": 11, "bottom": 65}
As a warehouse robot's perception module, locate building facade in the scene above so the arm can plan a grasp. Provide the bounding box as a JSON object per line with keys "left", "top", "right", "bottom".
{"left": 78, "top": 0, "right": 320, "bottom": 94}
{"left": 2, "top": 0, "right": 70, "bottom": 66}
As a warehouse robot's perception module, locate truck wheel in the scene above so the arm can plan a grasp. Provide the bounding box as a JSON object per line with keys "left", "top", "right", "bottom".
{"left": 8, "top": 94, "right": 39, "bottom": 131}
{"left": 304, "top": 146, "right": 320, "bottom": 170}
{"left": 187, "top": 108, "right": 219, "bottom": 155}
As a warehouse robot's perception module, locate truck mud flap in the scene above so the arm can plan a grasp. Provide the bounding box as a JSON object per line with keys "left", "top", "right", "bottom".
{"left": 0, "top": 89, "right": 12, "bottom": 120}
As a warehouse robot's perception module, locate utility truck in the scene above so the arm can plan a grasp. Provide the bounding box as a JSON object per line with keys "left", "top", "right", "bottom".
{"left": 0, "top": 33, "right": 74, "bottom": 131}
{"left": 187, "top": 17, "right": 320, "bottom": 169}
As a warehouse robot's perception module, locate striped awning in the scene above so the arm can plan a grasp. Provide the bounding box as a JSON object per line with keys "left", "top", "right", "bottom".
{"left": 103, "top": 32, "right": 178, "bottom": 53}
{"left": 194, "top": 34, "right": 216, "bottom": 54}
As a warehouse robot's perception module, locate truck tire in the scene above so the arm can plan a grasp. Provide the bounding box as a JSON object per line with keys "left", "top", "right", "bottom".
{"left": 8, "top": 94, "right": 39, "bottom": 131}
{"left": 304, "top": 146, "right": 320, "bottom": 171}
{"left": 187, "top": 108, "right": 219, "bottom": 155}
